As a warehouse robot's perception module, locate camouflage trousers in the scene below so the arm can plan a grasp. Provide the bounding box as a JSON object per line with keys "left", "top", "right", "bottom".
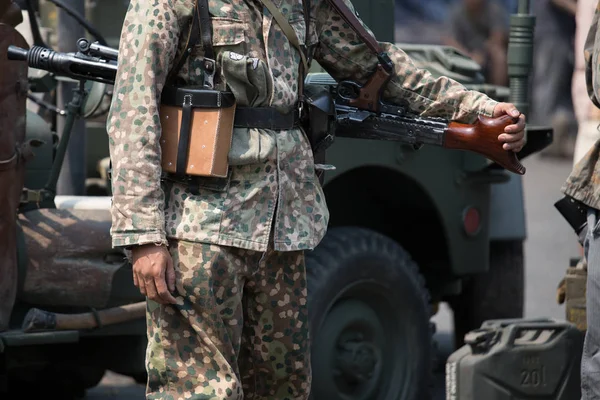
{"left": 144, "top": 239, "right": 311, "bottom": 400}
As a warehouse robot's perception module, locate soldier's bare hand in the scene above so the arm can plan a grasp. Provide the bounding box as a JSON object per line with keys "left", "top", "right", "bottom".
{"left": 492, "top": 102, "right": 527, "bottom": 152}
{"left": 131, "top": 244, "right": 177, "bottom": 305}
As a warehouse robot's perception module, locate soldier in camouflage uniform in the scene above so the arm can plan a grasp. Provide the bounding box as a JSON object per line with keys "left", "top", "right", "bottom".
{"left": 563, "top": 2, "right": 600, "bottom": 398}
{"left": 107, "top": 0, "right": 526, "bottom": 398}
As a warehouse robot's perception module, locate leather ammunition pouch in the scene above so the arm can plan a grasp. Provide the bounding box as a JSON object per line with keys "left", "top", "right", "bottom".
{"left": 159, "top": 0, "right": 237, "bottom": 178}
{"left": 160, "top": 86, "right": 236, "bottom": 178}
{"left": 160, "top": 0, "right": 314, "bottom": 180}
{"left": 159, "top": 86, "right": 302, "bottom": 178}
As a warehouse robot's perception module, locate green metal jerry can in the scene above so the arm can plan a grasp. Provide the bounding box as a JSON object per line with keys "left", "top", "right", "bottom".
{"left": 447, "top": 319, "right": 583, "bottom": 400}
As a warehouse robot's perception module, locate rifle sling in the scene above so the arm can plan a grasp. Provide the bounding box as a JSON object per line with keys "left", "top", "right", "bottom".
{"left": 167, "top": 0, "right": 214, "bottom": 82}
{"left": 167, "top": 0, "right": 200, "bottom": 84}
{"left": 325, "top": 0, "right": 384, "bottom": 57}
{"left": 173, "top": 0, "right": 216, "bottom": 176}
{"left": 197, "top": 0, "right": 215, "bottom": 61}
{"left": 258, "top": 0, "right": 308, "bottom": 73}
{"left": 304, "top": 0, "right": 312, "bottom": 65}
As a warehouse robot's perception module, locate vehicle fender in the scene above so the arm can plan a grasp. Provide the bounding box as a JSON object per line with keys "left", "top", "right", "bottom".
{"left": 488, "top": 173, "right": 527, "bottom": 240}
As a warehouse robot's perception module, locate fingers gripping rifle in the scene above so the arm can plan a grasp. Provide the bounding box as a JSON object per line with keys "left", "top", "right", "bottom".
{"left": 324, "top": 0, "right": 526, "bottom": 175}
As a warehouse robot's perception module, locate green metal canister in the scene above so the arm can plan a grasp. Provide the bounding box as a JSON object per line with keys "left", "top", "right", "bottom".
{"left": 446, "top": 319, "right": 583, "bottom": 400}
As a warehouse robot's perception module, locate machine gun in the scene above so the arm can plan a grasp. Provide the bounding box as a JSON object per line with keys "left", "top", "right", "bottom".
{"left": 8, "top": 39, "right": 527, "bottom": 175}
{"left": 331, "top": 81, "right": 525, "bottom": 174}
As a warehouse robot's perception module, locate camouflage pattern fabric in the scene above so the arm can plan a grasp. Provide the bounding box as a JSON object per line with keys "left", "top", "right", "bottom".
{"left": 145, "top": 239, "right": 309, "bottom": 400}
{"left": 563, "top": 1, "right": 600, "bottom": 208}
{"left": 107, "top": 0, "right": 499, "bottom": 252}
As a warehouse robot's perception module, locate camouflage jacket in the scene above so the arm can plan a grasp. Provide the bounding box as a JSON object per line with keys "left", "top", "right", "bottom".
{"left": 107, "top": 0, "right": 498, "bottom": 251}
{"left": 563, "top": 2, "right": 600, "bottom": 209}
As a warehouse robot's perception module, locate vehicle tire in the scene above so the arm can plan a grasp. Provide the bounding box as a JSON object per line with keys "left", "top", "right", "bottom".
{"left": 451, "top": 240, "right": 524, "bottom": 349}
{"left": 306, "top": 227, "right": 432, "bottom": 400}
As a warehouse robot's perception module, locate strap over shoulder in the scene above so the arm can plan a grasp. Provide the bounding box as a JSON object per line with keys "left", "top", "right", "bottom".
{"left": 166, "top": 0, "right": 216, "bottom": 88}
{"left": 259, "top": 0, "right": 308, "bottom": 72}
{"left": 324, "top": 0, "right": 393, "bottom": 72}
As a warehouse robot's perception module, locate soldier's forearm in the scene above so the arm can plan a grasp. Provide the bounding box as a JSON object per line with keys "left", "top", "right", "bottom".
{"left": 105, "top": 0, "right": 185, "bottom": 250}
{"left": 379, "top": 43, "right": 498, "bottom": 122}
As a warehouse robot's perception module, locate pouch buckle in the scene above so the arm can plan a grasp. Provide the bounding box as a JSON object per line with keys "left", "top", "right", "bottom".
{"left": 203, "top": 58, "right": 216, "bottom": 89}
{"left": 20, "top": 188, "right": 45, "bottom": 205}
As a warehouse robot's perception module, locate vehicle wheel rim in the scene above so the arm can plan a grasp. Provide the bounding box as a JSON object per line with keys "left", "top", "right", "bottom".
{"left": 311, "top": 283, "right": 412, "bottom": 400}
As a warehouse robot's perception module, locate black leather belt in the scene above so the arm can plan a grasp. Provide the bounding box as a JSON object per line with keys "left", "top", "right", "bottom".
{"left": 161, "top": 86, "right": 235, "bottom": 108}
{"left": 161, "top": 86, "right": 300, "bottom": 130}
{"left": 234, "top": 107, "right": 300, "bottom": 130}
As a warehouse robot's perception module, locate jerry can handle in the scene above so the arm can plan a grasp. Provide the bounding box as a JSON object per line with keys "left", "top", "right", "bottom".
{"left": 504, "top": 321, "right": 570, "bottom": 348}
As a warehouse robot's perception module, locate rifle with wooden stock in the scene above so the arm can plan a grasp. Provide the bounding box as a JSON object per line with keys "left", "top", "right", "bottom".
{"left": 317, "top": 0, "right": 526, "bottom": 175}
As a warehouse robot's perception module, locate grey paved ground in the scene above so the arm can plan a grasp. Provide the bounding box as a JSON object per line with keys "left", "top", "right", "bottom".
{"left": 85, "top": 153, "right": 580, "bottom": 399}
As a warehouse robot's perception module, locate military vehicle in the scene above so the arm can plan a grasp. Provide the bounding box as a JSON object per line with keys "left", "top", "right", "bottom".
{"left": 0, "top": 0, "right": 550, "bottom": 399}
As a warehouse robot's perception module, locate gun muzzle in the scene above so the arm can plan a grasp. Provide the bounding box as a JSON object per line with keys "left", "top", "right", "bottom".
{"left": 7, "top": 45, "right": 28, "bottom": 61}
{"left": 7, "top": 45, "right": 69, "bottom": 75}
{"left": 6, "top": 45, "right": 117, "bottom": 85}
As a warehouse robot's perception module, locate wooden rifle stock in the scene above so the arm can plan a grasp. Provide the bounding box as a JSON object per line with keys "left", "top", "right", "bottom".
{"left": 445, "top": 114, "right": 525, "bottom": 175}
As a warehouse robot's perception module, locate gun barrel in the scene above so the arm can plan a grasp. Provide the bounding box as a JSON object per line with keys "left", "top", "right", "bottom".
{"left": 6, "top": 45, "right": 117, "bottom": 85}
{"left": 89, "top": 42, "right": 119, "bottom": 61}
{"left": 77, "top": 38, "right": 119, "bottom": 61}
{"left": 7, "top": 45, "right": 28, "bottom": 61}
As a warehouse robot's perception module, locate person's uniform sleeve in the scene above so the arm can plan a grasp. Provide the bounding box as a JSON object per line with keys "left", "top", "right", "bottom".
{"left": 586, "top": 5, "right": 600, "bottom": 108}
{"left": 106, "top": 0, "right": 182, "bottom": 248}
{"left": 312, "top": 0, "right": 498, "bottom": 123}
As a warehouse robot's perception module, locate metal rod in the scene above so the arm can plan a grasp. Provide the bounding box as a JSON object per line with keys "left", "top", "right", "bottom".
{"left": 508, "top": 0, "right": 535, "bottom": 117}
{"left": 518, "top": 0, "right": 530, "bottom": 14}
{"left": 45, "top": 82, "right": 84, "bottom": 197}
{"left": 56, "top": 0, "right": 87, "bottom": 195}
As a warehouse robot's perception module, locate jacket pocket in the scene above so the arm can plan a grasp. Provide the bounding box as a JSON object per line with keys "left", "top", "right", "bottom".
{"left": 210, "top": 19, "right": 248, "bottom": 49}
